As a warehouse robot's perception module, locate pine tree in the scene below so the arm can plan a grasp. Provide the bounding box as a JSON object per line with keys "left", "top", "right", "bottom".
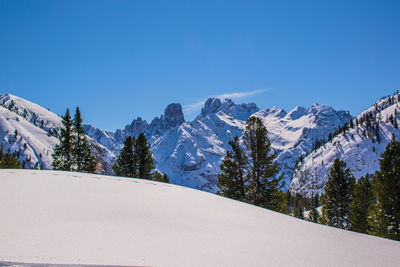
{"left": 81, "top": 137, "right": 97, "bottom": 173}
{"left": 52, "top": 109, "right": 74, "bottom": 170}
{"left": 113, "top": 136, "right": 136, "bottom": 177}
{"left": 153, "top": 170, "right": 170, "bottom": 183}
{"left": 368, "top": 141, "right": 400, "bottom": 240}
{"left": 217, "top": 136, "right": 247, "bottom": 201}
{"left": 134, "top": 133, "right": 155, "bottom": 179}
{"left": 320, "top": 158, "right": 355, "bottom": 229}
{"left": 307, "top": 207, "right": 320, "bottom": 223}
{"left": 350, "top": 175, "right": 374, "bottom": 233}
{"left": 0, "top": 152, "right": 22, "bottom": 169}
{"left": 73, "top": 107, "right": 85, "bottom": 171}
{"left": 293, "top": 206, "right": 304, "bottom": 219}
{"left": 72, "top": 107, "right": 96, "bottom": 173}
{"left": 243, "top": 116, "right": 285, "bottom": 211}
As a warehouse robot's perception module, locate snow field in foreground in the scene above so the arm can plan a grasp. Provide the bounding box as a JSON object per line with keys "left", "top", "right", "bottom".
{"left": 0, "top": 170, "right": 399, "bottom": 267}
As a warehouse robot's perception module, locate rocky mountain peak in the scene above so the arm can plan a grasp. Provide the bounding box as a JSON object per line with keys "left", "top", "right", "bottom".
{"left": 197, "top": 97, "right": 258, "bottom": 121}
{"left": 198, "top": 98, "right": 222, "bottom": 119}
{"left": 163, "top": 103, "right": 185, "bottom": 127}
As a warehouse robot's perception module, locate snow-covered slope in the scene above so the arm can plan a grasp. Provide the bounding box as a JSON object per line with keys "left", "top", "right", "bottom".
{"left": 0, "top": 105, "right": 58, "bottom": 169}
{"left": 0, "top": 94, "right": 115, "bottom": 172}
{"left": 1, "top": 169, "right": 399, "bottom": 267}
{"left": 291, "top": 93, "right": 400, "bottom": 196}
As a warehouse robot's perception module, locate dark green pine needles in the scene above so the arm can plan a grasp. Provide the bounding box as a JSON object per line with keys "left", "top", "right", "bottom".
{"left": 320, "top": 158, "right": 355, "bottom": 229}
{"left": 52, "top": 107, "right": 97, "bottom": 173}
{"left": 218, "top": 116, "right": 285, "bottom": 212}
{"left": 113, "top": 133, "right": 156, "bottom": 180}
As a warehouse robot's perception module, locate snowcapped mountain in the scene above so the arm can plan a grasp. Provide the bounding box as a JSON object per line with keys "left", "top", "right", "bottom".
{"left": 0, "top": 94, "right": 115, "bottom": 172}
{"left": 0, "top": 93, "right": 353, "bottom": 193}
{"left": 1, "top": 169, "right": 399, "bottom": 267}
{"left": 290, "top": 93, "right": 400, "bottom": 196}
{"left": 84, "top": 97, "right": 350, "bottom": 192}
{"left": 253, "top": 103, "right": 352, "bottom": 186}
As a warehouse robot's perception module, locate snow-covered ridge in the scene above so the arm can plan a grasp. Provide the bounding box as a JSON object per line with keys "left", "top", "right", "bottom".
{"left": 1, "top": 169, "right": 399, "bottom": 267}
{"left": 253, "top": 103, "right": 352, "bottom": 186}
{"left": 0, "top": 93, "right": 352, "bottom": 192}
{"left": 84, "top": 97, "right": 350, "bottom": 191}
{"left": 0, "top": 94, "right": 115, "bottom": 172}
{"left": 290, "top": 93, "right": 400, "bottom": 196}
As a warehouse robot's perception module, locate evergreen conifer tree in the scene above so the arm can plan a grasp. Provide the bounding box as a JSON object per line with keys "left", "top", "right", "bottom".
{"left": 217, "top": 136, "right": 248, "bottom": 201}
{"left": 113, "top": 136, "right": 136, "bottom": 177}
{"left": 293, "top": 206, "right": 304, "bottom": 219}
{"left": 153, "top": 170, "right": 170, "bottom": 183}
{"left": 81, "top": 137, "right": 97, "bottom": 173}
{"left": 350, "top": 175, "right": 374, "bottom": 233}
{"left": 72, "top": 107, "right": 97, "bottom": 173}
{"left": 0, "top": 152, "right": 21, "bottom": 169}
{"left": 243, "top": 116, "right": 285, "bottom": 211}
{"left": 307, "top": 207, "right": 320, "bottom": 223}
{"left": 134, "top": 133, "right": 155, "bottom": 179}
{"left": 368, "top": 141, "right": 400, "bottom": 240}
{"left": 320, "top": 158, "right": 355, "bottom": 229}
{"left": 52, "top": 109, "right": 74, "bottom": 170}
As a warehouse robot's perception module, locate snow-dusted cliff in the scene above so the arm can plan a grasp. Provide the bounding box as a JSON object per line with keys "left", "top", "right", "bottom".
{"left": 290, "top": 93, "right": 400, "bottom": 196}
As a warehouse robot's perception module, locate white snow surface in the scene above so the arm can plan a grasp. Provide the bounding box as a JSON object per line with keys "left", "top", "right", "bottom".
{"left": 1, "top": 169, "right": 399, "bottom": 267}
{"left": 291, "top": 93, "right": 400, "bottom": 196}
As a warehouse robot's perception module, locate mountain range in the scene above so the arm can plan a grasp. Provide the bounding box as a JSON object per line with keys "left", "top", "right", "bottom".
{"left": 81, "top": 96, "right": 353, "bottom": 191}
{"left": 0, "top": 93, "right": 365, "bottom": 194}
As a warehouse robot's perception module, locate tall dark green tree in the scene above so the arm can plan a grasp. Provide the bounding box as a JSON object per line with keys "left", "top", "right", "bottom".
{"left": 113, "top": 136, "right": 136, "bottom": 177}
{"left": 320, "top": 158, "right": 355, "bottom": 229}
{"left": 134, "top": 133, "right": 155, "bottom": 179}
{"left": 81, "top": 137, "right": 97, "bottom": 173}
{"left": 52, "top": 109, "right": 73, "bottom": 170}
{"left": 0, "top": 152, "right": 21, "bottom": 169}
{"left": 217, "top": 136, "right": 248, "bottom": 201}
{"left": 153, "top": 170, "right": 170, "bottom": 183}
{"left": 73, "top": 107, "right": 97, "bottom": 173}
{"left": 350, "top": 175, "right": 374, "bottom": 233}
{"left": 243, "top": 116, "right": 285, "bottom": 211}
{"left": 307, "top": 207, "right": 320, "bottom": 223}
{"left": 368, "top": 141, "right": 400, "bottom": 240}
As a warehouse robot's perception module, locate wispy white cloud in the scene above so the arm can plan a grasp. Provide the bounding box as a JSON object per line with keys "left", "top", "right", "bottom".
{"left": 183, "top": 89, "right": 268, "bottom": 112}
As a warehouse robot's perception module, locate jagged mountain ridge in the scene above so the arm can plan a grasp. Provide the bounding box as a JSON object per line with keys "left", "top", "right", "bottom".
{"left": 0, "top": 93, "right": 352, "bottom": 193}
{"left": 290, "top": 93, "right": 400, "bottom": 196}
{"left": 0, "top": 94, "right": 115, "bottom": 172}
{"left": 84, "top": 97, "right": 351, "bottom": 191}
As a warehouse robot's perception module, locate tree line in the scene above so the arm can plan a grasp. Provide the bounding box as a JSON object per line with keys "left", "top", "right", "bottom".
{"left": 217, "top": 116, "right": 400, "bottom": 241}
{"left": 51, "top": 107, "right": 168, "bottom": 182}
{"left": 315, "top": 141, "right": 400, "bottom": 241}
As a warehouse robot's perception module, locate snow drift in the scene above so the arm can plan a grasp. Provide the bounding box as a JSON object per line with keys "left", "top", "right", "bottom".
{"left": 0, "top": 170, "right": 399, "bottom": 267}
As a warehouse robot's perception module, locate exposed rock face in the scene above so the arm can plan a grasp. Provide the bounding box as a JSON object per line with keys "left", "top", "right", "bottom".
{"left": 164, "top": 103, "right": 185, "bottom": 128}
{"left": 148, "top": 103, "right": 185, "bottom": 137}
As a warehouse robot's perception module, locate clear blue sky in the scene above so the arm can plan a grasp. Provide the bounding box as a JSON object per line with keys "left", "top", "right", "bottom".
{"left": 1, "top": 0, "right": 399, "bottom": 131}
